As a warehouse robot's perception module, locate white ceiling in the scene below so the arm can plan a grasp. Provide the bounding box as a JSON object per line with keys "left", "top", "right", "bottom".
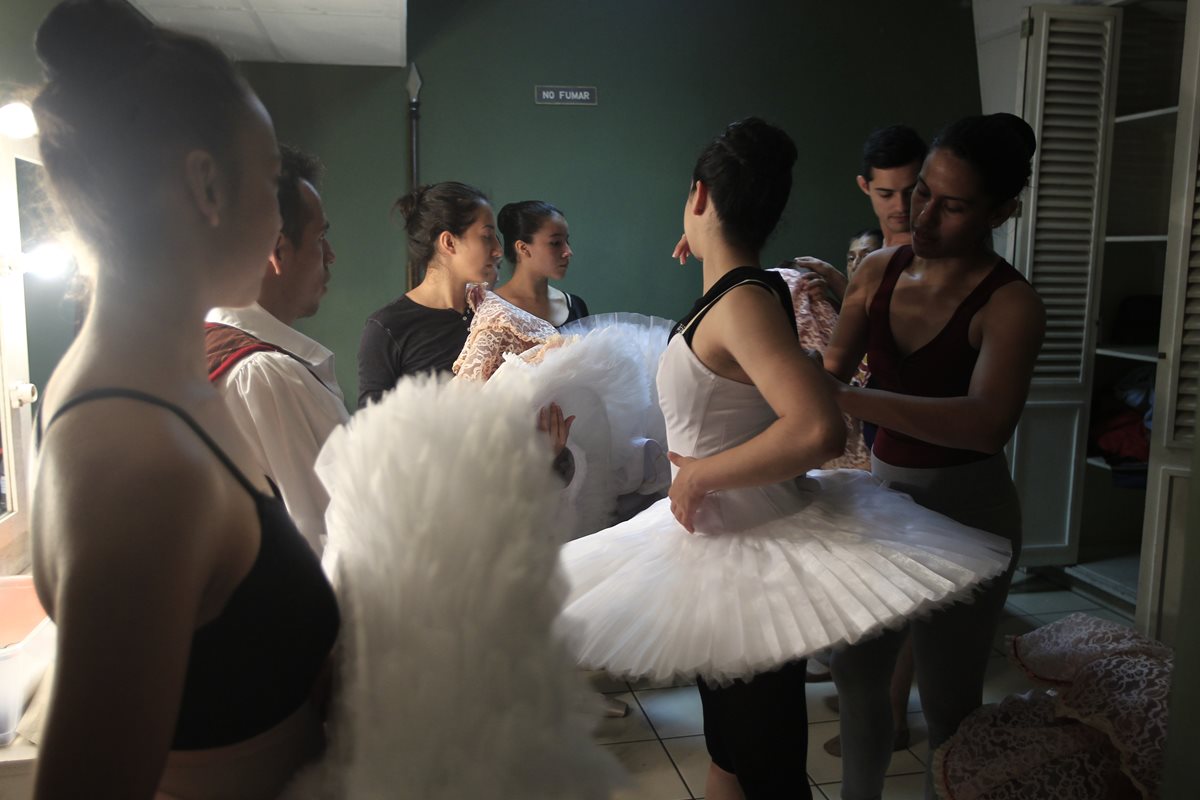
{"left": 127, "top": 0, "right": 406, "bottom": 67}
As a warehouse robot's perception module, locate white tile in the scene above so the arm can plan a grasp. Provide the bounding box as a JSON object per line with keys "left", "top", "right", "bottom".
{"left": 982, "top": 654, "right": 1036, "bottom": 704}
{"left": 1087, "top": 607, "right": 1136, "bottom": 628}
{"left": 991, "top": 612, "right": 1039, "bottom": 655}
{"left": 806, "top": 719, "right": 928, "bottom": 786}
{"left": 592, "top": 692, "right": 657, "bottom": 745}
{"left": 258, "top": 11, "right": 403, "bottom": 65}
{"left": 818, "top": 770, "right": 929, "bottom": 800}
{"left": 635, "top": 685, "right": 704, "bottom": 739}
{"left": 585, "top": 669, "right": 631, "bottom": 694}
{"left": 1004, "top": 589, "right": 1100, "bottom": 616}
{"left": 628, "top": 674, "right": 696, "bottom": 691}
{"left": 603, "top": 740, "right": 692, "bottom": 800}
{"left": 805, "top": 681, "right": 840, "bottom": 724}
{"left": 660, "top": 735, "right": 709, "bottom": 798}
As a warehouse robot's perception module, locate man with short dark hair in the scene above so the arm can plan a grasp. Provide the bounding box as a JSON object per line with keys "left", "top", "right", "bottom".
{"left": 856, "top": 124, "right": 928, "bottom": 248}
{"left": 794, "top": 125, "right": 928, "bottom": 298}
{"left": 205, "top": 144, "right": 347, "bottom": 555}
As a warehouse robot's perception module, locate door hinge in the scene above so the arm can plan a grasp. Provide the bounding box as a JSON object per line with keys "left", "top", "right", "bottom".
{"left": 1021, "top": 17, "right": 1034, "bottom": 38}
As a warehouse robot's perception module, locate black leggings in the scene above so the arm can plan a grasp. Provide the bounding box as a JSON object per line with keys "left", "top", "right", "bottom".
{"left": 697, "top": 659, "right": 812, "bottom": 799}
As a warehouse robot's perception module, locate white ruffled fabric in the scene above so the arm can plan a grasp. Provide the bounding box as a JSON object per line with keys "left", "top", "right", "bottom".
{"left": 287, "top": 375, "right": 619, "bottom": 799}
{"left": 559, "top": 468, "right": 1013, "bottom": 687}
{"left": 486, "top": 313, "right": 675, "bottom": 539}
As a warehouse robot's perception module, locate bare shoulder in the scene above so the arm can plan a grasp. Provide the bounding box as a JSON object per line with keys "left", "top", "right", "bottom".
{"left": 990, "top": 277, "right": 1046, "bottom": 327}
{"left": 35, "top": 400, "right": 231, "bottom": 599}
{"left": 852, "top": 245, "right": 900, "bottom": 286}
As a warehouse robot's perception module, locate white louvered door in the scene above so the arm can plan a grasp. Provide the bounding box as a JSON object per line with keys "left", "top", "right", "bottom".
{"left": 1138, "top": 0, "right": 1200, "bottom": 643}
{"left": 1009, "top": 5, "right": 1121, "bottom": 565}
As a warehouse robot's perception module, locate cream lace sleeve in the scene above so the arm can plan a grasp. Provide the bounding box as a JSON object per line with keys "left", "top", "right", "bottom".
{"left": 453, "top": 291, "right": 561, "bottom": 381}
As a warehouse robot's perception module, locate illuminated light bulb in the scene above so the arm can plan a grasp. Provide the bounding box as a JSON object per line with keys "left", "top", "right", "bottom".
{"left": 22, "top": 241, "right": 73, "bottom": 280}
{"left": 0, "top": 103, "right": 37, "bottom": 140}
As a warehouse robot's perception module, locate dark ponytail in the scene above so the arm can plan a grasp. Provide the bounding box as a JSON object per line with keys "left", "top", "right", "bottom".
{"left": 393, "top": 181, "right": 490, "bottom": 275}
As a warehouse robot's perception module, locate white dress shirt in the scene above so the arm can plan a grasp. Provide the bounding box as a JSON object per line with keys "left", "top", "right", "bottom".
{"left": 206, "top": 303, "right": 349, "bottom": 554}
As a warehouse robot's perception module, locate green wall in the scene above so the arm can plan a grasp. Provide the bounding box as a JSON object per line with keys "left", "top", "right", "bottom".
{"left": 407, "top": 0, "right": 981, "bottom": 321}
{"left": 238, "top": 62, "right": 409, "bottom": 410}
{"left": 4, "top": 0, "right": 982, "bottom": 409}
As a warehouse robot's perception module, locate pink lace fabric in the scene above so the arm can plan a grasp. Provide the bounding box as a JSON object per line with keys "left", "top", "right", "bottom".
{"left": 935, "top": 613, "right": 1170, "bottom": 800}
{"left": 771, "top": 268, "right": 871, "bottom": 470}
{"left": 453, "top": 289, "right": 565, "bottom": 382}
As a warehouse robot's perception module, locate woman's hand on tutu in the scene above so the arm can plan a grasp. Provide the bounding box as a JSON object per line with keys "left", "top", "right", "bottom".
{"left": 667, "top": 451, "right": 706, "bottom": 533}
{"left": 538, "top": 403, "right": 576, "bottom": 457}
{"left": 672, "top": 234, "right": 692, "bottom": 265}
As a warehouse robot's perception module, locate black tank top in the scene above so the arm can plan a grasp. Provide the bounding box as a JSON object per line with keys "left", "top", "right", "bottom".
{"left": 672, "top": 266, "right": 797, "bottom": 346}
{"left": 38, "top": 388, "right": 341, "bottom": 750}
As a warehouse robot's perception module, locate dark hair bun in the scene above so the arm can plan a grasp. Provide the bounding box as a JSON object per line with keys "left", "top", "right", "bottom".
{"left": 36, "top": 0, "right": 156, "bottom": 85}
{"left": 932, "top": 113, "right": 1038, "bottom": 202}
{"left": 394, "top": 184, "right": 432, "bottom": 227}
{"left": 990, "top": 112, "right": 1037, "bottom": 162}
{"left": 727, "top": 117, "right": 798, "bottom": 173}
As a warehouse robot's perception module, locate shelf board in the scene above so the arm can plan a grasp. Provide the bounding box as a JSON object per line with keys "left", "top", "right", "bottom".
{"left": 1086, "top": 456, "right": 1113, "bottom": 470}
{"left": 1094, "top": 345, "right": 1159, "bottom": 363}
{"left": 1113, "top": 105, "right": 1180, "bottom": 124}
{"left": 1104, "top": 235, "right": 1169, "bottom": 243}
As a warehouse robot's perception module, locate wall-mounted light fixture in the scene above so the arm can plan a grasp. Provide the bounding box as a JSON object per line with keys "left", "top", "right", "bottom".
{"left": 0, "top": 104, "right": 36, "bottom": 141}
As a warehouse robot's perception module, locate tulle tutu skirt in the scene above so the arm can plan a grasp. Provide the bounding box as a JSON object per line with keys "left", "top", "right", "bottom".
{"left": 559, "top": 469, "right": 1013, "bottom": 686}
{"left": 487, "top": 313, "right": 676, "bottom": 539}
{"left": 288, "top": 375, "right": 619, "bottom": 799}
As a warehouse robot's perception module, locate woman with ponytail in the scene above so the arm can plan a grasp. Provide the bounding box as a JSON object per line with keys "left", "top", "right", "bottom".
{"left": 355, "top": 182, "right": 501, "bottom": 408}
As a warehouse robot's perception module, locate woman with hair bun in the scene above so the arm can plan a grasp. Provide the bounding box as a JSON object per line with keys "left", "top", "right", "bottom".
{"left": 28, "top": 1, "right": 338, "bottom": 797}
{"left": 494, "top": 201, "right": 589, "bottom": 328}
{"left": 356, "top": 181, "right": 502, "bottom": 408}
{"left": 557, "top": 118, "right": 1013, "bottom": 799}
{"left": 822, "top": 113, "right": 1046, "bottom": 799}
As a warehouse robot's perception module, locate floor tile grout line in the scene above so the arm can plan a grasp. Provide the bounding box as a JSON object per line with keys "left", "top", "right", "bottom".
{"left": 628, "top": 683, "right": 699, "bottom": 799}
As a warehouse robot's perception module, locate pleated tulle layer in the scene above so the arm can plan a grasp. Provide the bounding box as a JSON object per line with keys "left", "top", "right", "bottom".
{"left": 559, "top": 468, "right": 1013, "bottom": 686}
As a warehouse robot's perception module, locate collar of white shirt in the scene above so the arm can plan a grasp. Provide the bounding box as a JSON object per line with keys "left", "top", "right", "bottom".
{"left": 206, "top": 303, "right": 341, "bottom": 397}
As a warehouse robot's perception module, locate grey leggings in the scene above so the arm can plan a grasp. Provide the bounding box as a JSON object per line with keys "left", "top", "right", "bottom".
{"left": 830, "top": 454, "right": 1022, "bottom": 800}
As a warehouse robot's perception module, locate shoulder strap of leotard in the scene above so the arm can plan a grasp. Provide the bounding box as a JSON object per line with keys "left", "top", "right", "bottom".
{"left": 677, "top": 269, "right": 796, "bottom": 345}
{"left": 37, "top": 387, "right": 261, "bottom": 496}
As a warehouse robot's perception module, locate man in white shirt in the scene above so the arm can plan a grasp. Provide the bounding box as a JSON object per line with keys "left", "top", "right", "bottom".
{"left": 205, "top": 145, "right": 346, "bottom": 555}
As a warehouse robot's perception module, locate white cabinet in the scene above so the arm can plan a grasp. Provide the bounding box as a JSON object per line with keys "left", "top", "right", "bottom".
{"left": 1009, "top": 0, "right": 1196, "bottom": 643}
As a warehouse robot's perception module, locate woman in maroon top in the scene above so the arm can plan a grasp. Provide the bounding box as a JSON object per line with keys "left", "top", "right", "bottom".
{"left": 821, "top": 113, "right": 1046, "bottom": 800}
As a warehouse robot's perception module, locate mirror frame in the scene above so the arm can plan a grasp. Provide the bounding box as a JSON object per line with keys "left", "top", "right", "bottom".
{"left": 0, "top": 132, "right": 41, "bottom": 572}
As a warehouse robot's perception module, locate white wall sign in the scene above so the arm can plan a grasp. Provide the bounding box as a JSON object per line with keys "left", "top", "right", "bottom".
{"left": 534, "top": 85, "right": 598, "bottom": 106}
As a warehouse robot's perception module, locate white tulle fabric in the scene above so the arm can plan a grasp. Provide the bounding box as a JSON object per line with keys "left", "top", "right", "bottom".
{"left": 482, "top": 312, "right": 676, "bottom": 540}
{"left": 558, "top": 333, "right": 1013, "bottom": 686}
{"left": 284, "top": 375, "right": 619, "bottom": 799}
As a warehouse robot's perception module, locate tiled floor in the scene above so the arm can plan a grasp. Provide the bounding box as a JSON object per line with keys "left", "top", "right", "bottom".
{"left": 588, "top": 570, "right": 1134, "bottom": 799}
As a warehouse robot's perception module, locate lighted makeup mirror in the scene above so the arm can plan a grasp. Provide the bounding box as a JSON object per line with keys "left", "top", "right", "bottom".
{"left": 0, "top": 106, "right": 79, "bottom": 573}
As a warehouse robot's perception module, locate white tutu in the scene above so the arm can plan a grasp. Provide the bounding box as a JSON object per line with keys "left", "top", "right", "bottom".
{"left": 487, "top": 313, "right": 675, "bottom": 539}
{"left": 559, "top": 468, "right": 1013, "bottom": 687}
{"left": 288, "top": 375, "right": 619, "bottom": 799}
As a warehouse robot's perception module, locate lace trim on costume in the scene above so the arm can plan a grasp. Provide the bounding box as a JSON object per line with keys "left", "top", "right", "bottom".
{"left": 453, "top": 289, "right": 570, "bottom": 382}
